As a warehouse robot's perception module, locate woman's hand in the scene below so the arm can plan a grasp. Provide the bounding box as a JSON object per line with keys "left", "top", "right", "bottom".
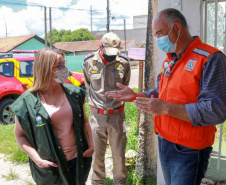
{"left": 35, "top": 158, "right": 59, "bottom": 168}
{"left": 83, "top": 147, "right": 94, "bottom": 157}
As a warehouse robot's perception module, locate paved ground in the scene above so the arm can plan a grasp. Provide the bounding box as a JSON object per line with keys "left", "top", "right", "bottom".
{"left": 0, "top": 154, "right": 35, "bottom": 185}
{"left": 0, "top": 149, "right": 113, "bottom": 185}
{"left": 129, "top": 68, "right": 139, "bottom": 89}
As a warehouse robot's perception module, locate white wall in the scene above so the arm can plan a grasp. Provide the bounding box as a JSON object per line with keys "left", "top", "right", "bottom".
{"left": 157, "top": 1, "right": 202, "bottom": 184}
{"left": 133, "top": 15, "right": 148, "bottom": 29}
{"left": 157, "top": 0, "right": 202, "bottom": 73}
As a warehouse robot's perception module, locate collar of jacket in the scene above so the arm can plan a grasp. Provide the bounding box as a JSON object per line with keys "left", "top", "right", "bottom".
{"left": 167, "top": 36, "right": 200, "bottom": 61}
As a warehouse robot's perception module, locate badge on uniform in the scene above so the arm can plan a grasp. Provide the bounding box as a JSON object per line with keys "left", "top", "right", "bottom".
{"left": 93, "top": 60, "right": 97, "bottom": 66}
{"left": 90, "top": 69, "right": 100, "bottom": 74}
{"left": 90, "top": 60, "right": 100, "bottom": 74}
{"left": 184, "top": 58, "right": 197, "bottom": 71}
{"left": 161, "top": 61, "right": 169, "bottom": 73}
{"left": 35, "top": 115, "right": 45, "bottom": 127}
{"left": 115, "top": 62, "right": 121, "bottom": 70}
{"left": 161, "top": 60, "right": 176, "bottom": 78}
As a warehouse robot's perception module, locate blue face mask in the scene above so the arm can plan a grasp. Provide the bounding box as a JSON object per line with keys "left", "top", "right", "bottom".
{"left": 156, "top": 26, "right": 180, "bottom": 53}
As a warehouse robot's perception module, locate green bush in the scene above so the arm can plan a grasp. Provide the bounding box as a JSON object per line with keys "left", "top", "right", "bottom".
{"left": 127, "top": 170, "right": 156, "bottom": 185}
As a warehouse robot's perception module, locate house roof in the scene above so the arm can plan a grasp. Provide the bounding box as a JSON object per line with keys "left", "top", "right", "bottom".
{"left": 54, "top": 40, "right": 136, "bottom": 52}
{"left": 120, "top": 40, "right": 135, "bottom": 49}
{"left": 0, "top": 34, "right": 45, "bottom": 53}
{"left": 54, "top": 40, "right": 101, "bottom": 52}
{"left": 136, "top": 42, "right": 146, "bottom": 48}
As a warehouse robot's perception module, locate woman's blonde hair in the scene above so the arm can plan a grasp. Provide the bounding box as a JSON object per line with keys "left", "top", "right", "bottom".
{"left": 28, "top": 48, "right": 65, "bottom": 92}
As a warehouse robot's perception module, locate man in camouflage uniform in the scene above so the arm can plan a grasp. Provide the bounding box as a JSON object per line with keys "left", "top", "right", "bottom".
{"left": 83, "top": 32, "right": 131, "bottom": 185}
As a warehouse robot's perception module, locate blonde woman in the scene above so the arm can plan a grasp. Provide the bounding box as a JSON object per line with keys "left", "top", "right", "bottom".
{"left": 12, "top": 48, "right": 94, "bottom": 185}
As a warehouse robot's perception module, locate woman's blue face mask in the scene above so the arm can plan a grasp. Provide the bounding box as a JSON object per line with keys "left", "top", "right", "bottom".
{"left": 156, "top": 25, "right": 180, "bottom": 53}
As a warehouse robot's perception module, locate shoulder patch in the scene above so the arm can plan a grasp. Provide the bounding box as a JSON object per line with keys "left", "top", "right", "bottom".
{"left": 119, "top": 53, "right": 129, "bottom": 61}
{"left": 192, "top": 48, "right": 211, "bottom": 58}
{"left": 84, "top": 52, "right": 94, "bottom": 61}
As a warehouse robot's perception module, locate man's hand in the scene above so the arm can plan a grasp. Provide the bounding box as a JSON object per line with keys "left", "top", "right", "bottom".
{"left": 134, "top": 95, "right": 168, "bottom": 115}
{"left": 134, "top": 95, "right": 192, "bottom": 122}
{"left": 105, "top": 83, "right": 136, "bottom": 102}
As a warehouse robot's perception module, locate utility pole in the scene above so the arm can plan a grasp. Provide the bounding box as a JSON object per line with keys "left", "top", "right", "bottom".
{"left": 44, "top": 7, "right": 47, "bottom": 48}
{"left": 106, "top": 0, "right": 110, "bottom": 32}
{"left": 135, "top": 0, "right": 159, "bottom": 179}
{"left": 90, "top": 5, "right": 92, "bottom": 33}
{"left": 5, "top": 21, "right": 7, "bottom": 38}
{"left": 124, "top": 19, "right": 127, "bottom": 55}
{"left": 49, "top": 7, "right": 52, "bottom": 49}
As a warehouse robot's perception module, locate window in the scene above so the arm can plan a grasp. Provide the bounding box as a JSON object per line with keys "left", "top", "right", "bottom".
{"left": 19, "top": 60, "right": 34, "bottom": 77}
{"left": 0, "top": 62, "right": 14, "bottom": 77}
{"left": 202, "top": 0, "right": 226, "bottom": 54}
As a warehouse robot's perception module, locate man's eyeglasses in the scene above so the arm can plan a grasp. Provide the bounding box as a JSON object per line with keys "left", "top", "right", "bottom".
{"left": 54, "top": 61, "right": 67, "bottom": 70}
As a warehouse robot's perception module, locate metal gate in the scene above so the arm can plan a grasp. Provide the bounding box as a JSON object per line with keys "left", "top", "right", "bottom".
{"left": 201, "top": 0, "right": 226, "bottom": 171}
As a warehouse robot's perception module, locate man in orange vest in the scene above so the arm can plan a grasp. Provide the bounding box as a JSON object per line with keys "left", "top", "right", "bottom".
{"left": 106, "top": 8, "right": 226, "bottom": 185}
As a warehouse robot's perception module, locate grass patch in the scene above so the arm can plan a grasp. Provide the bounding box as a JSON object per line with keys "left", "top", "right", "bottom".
{"left": 212, "top": 141, "right": 226, "bottom": 155}
{"left": 2, "top": 167, "right": 19, "bottom": 181}
{"left": 105, "top": 177, "right": 113, "bottom": 185}
{"left": 104, "top": 172, "right": 156, "bottom": 185}
{"left": 25, "top": 180, "right": 36, "bottom": 185}
{"left": 127, "top": 170, "right": 156, "bottom": 185}
{"left": 0, "top": 124, "right": 28, "bottom": 163}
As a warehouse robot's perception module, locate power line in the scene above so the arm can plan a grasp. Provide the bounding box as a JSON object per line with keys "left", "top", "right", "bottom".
{"left": 0, "top": 0, "right": 129, "bottom": 23}
{"left": 0, "top": 0, "right": 104, "bottom": 14}
{"left": 0, "top": 0, "right": 137, "bottom": 33}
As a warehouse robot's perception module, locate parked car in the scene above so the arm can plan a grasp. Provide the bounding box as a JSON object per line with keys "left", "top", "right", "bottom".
{"left": 0, "top": 51, "right": 85, "bottom": 125}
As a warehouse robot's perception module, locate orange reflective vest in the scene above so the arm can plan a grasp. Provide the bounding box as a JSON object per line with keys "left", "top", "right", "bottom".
{"left": 155, "top": 37, "right": 221, "bottom": 150}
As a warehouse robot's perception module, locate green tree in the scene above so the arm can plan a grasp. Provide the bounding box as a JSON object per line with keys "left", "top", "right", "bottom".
{"left": 47, "top": 28, "right": 95, "bottom": 44}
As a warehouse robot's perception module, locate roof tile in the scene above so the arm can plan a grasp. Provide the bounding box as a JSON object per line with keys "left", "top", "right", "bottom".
{"left": 0, "top": 34, "right": 36, "bottom": 52}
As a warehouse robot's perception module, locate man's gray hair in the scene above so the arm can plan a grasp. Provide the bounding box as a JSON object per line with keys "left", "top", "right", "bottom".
{"left": 159, "top": 8, "right": 188, "bottom": 29}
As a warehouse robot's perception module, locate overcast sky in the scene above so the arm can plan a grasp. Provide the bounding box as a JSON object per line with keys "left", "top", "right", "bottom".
{"left": 0, "top": 0, "right": 148, "bottom": 38}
